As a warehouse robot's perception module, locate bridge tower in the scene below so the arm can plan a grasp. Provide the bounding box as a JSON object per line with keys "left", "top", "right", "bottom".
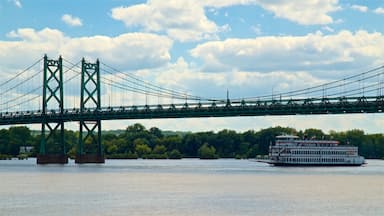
{"left": 75, "top": 58, "right": 105, "bottom": 163}
{"left": 37, "top": 55, "right": 68, "bottom": 164}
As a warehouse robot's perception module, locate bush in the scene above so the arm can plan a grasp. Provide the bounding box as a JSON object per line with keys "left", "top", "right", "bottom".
{"left": 144, "top": 153, "right": 168, "bottom": 159}
{"left": 107, "top": 152, "right": 138, "bottom": 159}
{"left": 168, "top": 149, "right": 182, "bottom": 159}
{"left": 0, "top": 154, "right": 12, "bottom": 160}
{"left": 198, "top": 143, "right": 218, "bottom": 159}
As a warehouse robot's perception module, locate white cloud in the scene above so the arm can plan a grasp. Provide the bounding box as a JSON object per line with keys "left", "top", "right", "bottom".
{"left": 10, "top": 0, "right": 22, "bottom": 8}
{"left": 111, "top": 0, "right": 340, "bottom": 42}
{"left": 203, "top": 0, "right": 340, "bottom": 25}
{"left": 351, "top": 4, "right": 368, "bottom": 13}
{"left": 61, "top": 14, "right": 83, "bottom": 27}
{"left": 251, "top": 0, "right": 340, "bottom": 25}
{"left": 134, "top": 57, "right": 326, "bottom": 101}
{"left": 100, "top": 57, "right": 384, "bottom": 133}
{"left": 0, "top": 28, "right": 173, "bottom": 70}
{"left": 190, "top": 31, "right": 384, "bottom": 74}
{"left": 373, "top": 7, "right": 384, "bottom": 14}
{"left": 322, "top": 26, "right": 334, "bottom": 32}
{"left": 251, "top": 24, "right": 262, "bottom": 35}
{"left": 111, "top": 0, "right": 219, "bottom": 42}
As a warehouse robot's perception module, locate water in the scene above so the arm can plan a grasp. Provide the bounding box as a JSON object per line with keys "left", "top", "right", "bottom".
{"left": 0, "top": 159, "right": 383, "bottom": 216}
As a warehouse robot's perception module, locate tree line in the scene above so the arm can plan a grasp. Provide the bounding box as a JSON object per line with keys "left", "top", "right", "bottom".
{"left": 0, "top": 124, "right": 383, "bottom": 159}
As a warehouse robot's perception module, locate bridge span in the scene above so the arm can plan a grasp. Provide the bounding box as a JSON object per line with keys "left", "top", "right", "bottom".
{"left": 0, "top": 96, "right": 383, "bottom": 125}
{"left": 0, "top": 55, "right": 383, "bottom": 164}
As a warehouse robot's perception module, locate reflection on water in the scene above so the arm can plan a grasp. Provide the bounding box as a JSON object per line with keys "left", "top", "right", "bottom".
{"left": 0, "top": 159, "right": 383, "bottom": 216}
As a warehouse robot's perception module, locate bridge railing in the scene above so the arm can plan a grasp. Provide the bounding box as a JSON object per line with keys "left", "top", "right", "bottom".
{"left": 0, "top": 95, "right": 383, "bottom": 125}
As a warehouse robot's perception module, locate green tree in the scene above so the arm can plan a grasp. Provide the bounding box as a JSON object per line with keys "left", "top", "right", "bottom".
{"left": 156, "top": 135, "right": 182, "bottom": 152}
{"left": 214, "top": 129, "right": 240, "bottom": 158}
{"left": 9, "top": 126, "right": 32, "bottom": 155}
{"left": 106, "top": 143, "right": 118, "bottom": 155}
{"left": 134, "top": 138, "right": 151, "bottom": 157}
{"left": 153, "top": 145, "right": 167, "bottom": 154}
{"left": 168, "top": 149, "right": 182, "bottom": 159}
{"left": 256, "top": 127, "right": 297, "bottom": 154}
{"left": 149, "top": 127, "right": 163, "bottom": 138}
{"left": 0, "top": 129, "right": 10, "bottom": 154}
{"left": 126, "top": 123, "right": 146, "bottom": 134}
{"left": 198, "top": 143, "right": 218, "bottom": 159}
{"left": 236, "top": 142, "right": 250, "bottom": 158}
{"left": 303, "top": 128, "right": 325, "bottom": 139}
{"left": 183, "top": 133, "right": 203, "bottom": 157}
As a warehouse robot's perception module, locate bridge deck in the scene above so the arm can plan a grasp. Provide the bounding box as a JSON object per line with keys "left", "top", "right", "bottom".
{"left": 1, "top": 96, "right": 383, "bottom": 125}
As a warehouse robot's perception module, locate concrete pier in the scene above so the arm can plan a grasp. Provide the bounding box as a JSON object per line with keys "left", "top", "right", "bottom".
{"left": 37, "top": 154, "right": 68, "bottom": 164}
{"left": 75, "top": 154, "right": 105, "bottom": 164}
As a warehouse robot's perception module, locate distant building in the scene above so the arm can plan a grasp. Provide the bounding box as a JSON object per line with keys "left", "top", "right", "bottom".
{"left": 19, "top": 146, "right": 34, "bottom": 154}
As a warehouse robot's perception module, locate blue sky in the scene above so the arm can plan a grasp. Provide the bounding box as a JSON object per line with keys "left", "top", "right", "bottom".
{"left": 1, "top": 0, "right": 384, "bottom": 133}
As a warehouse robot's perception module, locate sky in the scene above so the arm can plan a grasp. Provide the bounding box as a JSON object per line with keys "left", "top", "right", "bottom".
{"left": 0, "top": 0, "right": 384, "bottom": 133}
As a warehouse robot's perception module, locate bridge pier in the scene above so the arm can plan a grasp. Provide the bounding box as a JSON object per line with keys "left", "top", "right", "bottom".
{"left": 37, "top": 154, "right": 68, "bottom": 164}
{"left": 75, "top": 154, "right": 105, "bottom": 164}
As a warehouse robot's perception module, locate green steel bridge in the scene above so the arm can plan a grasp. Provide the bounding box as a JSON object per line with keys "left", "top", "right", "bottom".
{"left": 1, "top": 96, "right": 383, "bottom": 125}
{"left": 1, "top": 55, "right": 383, "bottom": 164}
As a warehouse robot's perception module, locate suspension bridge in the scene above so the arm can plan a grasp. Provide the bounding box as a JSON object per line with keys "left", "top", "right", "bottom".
{"left": 0, "top": 55, "right": 383, "bottom": 164}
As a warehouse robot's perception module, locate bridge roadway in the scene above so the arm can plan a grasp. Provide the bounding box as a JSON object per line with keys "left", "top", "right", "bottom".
{"left": 0, "top": 96, "right": 383, "bottom": 125}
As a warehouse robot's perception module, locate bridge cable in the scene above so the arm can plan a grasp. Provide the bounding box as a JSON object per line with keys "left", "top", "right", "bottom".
{"left": 0, "top": 57, "right": 42, "bottom": 88}
{"left": 232, "top": 65, "right": 384, "bottom": 101}
{"left": 101, "top": 63, "right": 212, "bottom": 101}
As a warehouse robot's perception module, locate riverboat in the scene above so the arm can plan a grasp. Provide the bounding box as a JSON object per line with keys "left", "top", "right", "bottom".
{"left": 269, "top": 135, "right": 365, "bottom": 166}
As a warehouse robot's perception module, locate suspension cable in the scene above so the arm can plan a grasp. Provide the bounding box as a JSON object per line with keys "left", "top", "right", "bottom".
{"left": 0, "top": 57, "right": 42, "bottom": 88}
{"left": 101, "top": 63, "right": 210, "bottom": 101}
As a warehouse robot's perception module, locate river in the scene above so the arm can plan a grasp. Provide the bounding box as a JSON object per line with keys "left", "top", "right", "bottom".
{"left": 0, "top": 159, "right": 383, "bottom": 216}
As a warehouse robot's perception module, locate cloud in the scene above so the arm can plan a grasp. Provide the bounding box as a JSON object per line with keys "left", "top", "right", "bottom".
{"left": 10, "top": 0, "right": 22, "bottom": 8}
{"left": 190, "top": 31, "right": 384, "bottom": 74}
{"left": 250, "top": 0, "right": 340, "bottom": 25}
{"left": 206, "top": 0, "right": 340, "bottom": 25}
{"left": 61, "top": 14, "right": 83, "bottom": 27}
{"left": 322, "top": 26, "right": 334, "bottom": 32}
{"left": 350, "top": 5, "right": 368, "bottom": 13}
{"left": 111, "top": 0, "right": 220, "bottom": 42}
{"left": 134, "top": 57, "right": 327, "bottom": 101}
{"left": 0, "top": 28, "right": 173, "bottom": 112}
{"left": 99, "top": 56, "right": 384, "bottom": 133}
{"left": 251, "top": 24, "right": 262, "bottom": 35}
{"left": 0, "top": 28, "right": 173, "bottom": 70}
{"left": 373, "top": 7, "right": 384, "bottom": 14}
{"left": 111, "top": 0, "right": 340, "bottom": 42}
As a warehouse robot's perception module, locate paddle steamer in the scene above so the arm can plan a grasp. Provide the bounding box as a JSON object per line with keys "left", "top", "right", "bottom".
{"left": 269, "top": 135, "right": 365, "bottom": 166}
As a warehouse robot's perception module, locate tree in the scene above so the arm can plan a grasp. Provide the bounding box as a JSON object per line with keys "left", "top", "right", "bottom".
{"left": 106, "top": 143, "right": 118, "bottom": 155}
{"left": 237, "top": 142, "right": 250, "bottom": 158}
{"left": 168, "top": 149, "right": 182, "bottom": 159}
{"left": 153, "top": 145, "right": 167, "bottom": 154}
{"left": 303, "top": 128, "right": 325, "bottom": 139}
{"left": 156, "top": 135, "right": 182, "bottom": 152}
{"left": 183, "top": 133, "right": 203, "bottom": 157}
{"left": 256, "top": 127, "right": 297, "bottom": 154}
{"left": 9, "top": 126, "right": 32, "bottom": 155}
{"left": 198, "top": 143, "right": 218, "bottom": 159}
{"left": 126, "top": 123, "right": 146, "bottom": 134}
{"left": 214, "top": 129, "right": 240, "bottom": 158}
{"left": 149, "top": 127, "right": 163, "bottom": 138}
{"left": 134, "top": 138, "right": 151, "bottom": 157}
{"left": 0, "top": 129, "right": 10, "bottom": 154}
{"left": 135, "top": 144, "right": 151, "bottom": 158}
